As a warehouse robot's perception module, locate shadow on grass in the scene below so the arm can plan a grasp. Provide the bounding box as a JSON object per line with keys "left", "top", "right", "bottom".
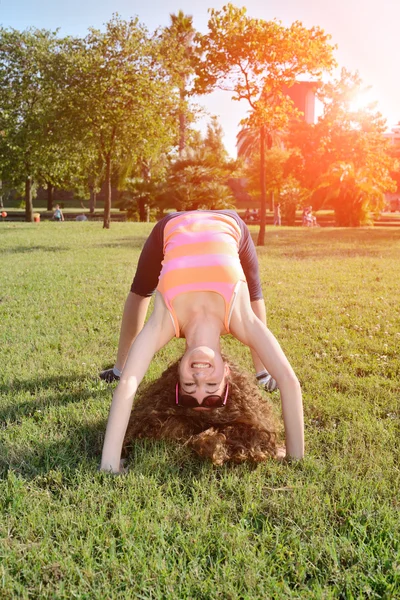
{"left": 264, "top": 228, "right": 400, "bottom": 242}
{"left": 0, "top": 373, "right": 108, "bottom": 480}
{"left": 0, "top": 375, "right": 281, "bottom": 484}
{"left": 0, "top": 411, "right": 251, "bottom": 484}
{"left": 0, "top": 419, "right": 106, "bottom": 480}
{"left": 2, "top": 245, "right": 69, "bottom": 254}
{"left": 96, "top": 236, "right": 148, "bottom": 250}
{"left": 0, "top": 374, "right": 204, "bottom": 482}
{"left": 255, "top": 228, "right": 400, "bottom": 260}
{"left": 0, "top": 374, "right": 101, "bottom": 425}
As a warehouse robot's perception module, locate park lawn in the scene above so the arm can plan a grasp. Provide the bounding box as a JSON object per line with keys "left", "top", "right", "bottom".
{"left": 0, "top": 221, "right": 399, "bottom": 599}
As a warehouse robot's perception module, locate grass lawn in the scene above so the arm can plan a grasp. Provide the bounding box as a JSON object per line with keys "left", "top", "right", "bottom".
{"left": 0, "top": 221, "right": 399, "bottom": 599}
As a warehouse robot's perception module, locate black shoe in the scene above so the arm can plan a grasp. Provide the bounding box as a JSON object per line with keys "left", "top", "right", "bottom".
{"left": 256, "top": 371, "right": 278, "bottom": 392}
{"left": 100, "top": 368, "right": 120, "bottom": 383}
{"left": 263, "top": 374, "right": 278, "bottom": 392}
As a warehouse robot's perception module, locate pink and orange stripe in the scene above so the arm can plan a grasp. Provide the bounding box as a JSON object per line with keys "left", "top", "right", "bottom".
{"left": 157, "top": 212, "right": 246, "bottom": 337}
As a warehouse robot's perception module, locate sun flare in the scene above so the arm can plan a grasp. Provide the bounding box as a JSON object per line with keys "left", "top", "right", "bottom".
{"left": 349, "top": 87, "right": 377, "bottom": 113}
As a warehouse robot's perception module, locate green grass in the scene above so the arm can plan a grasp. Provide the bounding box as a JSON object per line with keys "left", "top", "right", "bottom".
{"left": 0, "top": 221, "right": 399, "bottom": 599}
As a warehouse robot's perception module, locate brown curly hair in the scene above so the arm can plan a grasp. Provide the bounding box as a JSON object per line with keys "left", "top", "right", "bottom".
{"left": 123, "top": 356, "right": 280, "bottom": 465}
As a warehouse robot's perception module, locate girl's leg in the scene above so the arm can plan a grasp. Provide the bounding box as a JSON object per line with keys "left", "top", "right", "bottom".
{"left": 250, "top": 299, "right": 278, "bottom": 391}
{"left": 115, "top": 293, "right": 152, "bottom": 371}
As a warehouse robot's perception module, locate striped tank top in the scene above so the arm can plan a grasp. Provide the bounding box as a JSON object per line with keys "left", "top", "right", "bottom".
{"left": 157, "top": 211, "right": 246, "bottom": 337}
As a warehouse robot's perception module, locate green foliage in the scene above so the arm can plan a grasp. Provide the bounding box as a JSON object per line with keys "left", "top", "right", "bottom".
{"left": 156, "top": 119, "right": 238, "bottom": 211}
{"left": 123, "top": 177, "right": 162, "bottom": 222}
{"left": 237, "top": 125, "right": 279, "bottom": 161}
{"left": 0, "top": 28, "right": 77, "bottom": 220}
{"left": 286, "top": 69, "right": 396, "bottom": 226}
{"left": 245, "top": 147, "right": 287, "bottom": 192}
{"left": 0, "top": 223, "right": 399, "bottom": 598}
{"left": 158, "top": 11, "right": 199, "bottom": 156}
{"left": 278, "top": 180, "right": 309, "bottom": 225}
{"left": 318, "top": 161, "right": 393, "bottom": 226}
{"left": 196, "top": 4, "right": 336, "bottom": 101}
{"left": 64, "top": 16, "right": 178, "bottom": 228}
{"left": 122, "top": 117, "right": 233, "bottom": 218}
{"left": 157, "top": 158, "right": 236, "bottom": 212}
{"left": 242, "top": 144, "right": 307, "bottom": 225}
{"left": 203, "top": 115, "right": 229, "bottom": 161}
{"left": 158, "top": 10, "right": 197, "bottom": 91}
{"left": 196, "top": 3, "right": 336, "bottom": 244}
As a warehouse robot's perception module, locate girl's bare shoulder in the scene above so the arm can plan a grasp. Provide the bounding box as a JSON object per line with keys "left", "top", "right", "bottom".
{"left": 151, "top": 291, "right": 172, "bottom": 321}
{"left": 145, "top": 292, "right": 176, "bottom": 343}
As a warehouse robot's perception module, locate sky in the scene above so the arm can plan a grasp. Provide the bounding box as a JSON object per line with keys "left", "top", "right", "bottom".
{"left": 1, "top": 0, "right": 399, "bottom": 156}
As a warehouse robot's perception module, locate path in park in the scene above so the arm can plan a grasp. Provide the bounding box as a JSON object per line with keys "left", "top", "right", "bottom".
{"left": 2, "top": 210, "right": 400, "bottom": 226}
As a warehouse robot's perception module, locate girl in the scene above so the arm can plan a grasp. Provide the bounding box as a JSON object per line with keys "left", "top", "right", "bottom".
{"left": 100, "top": 210, "right": 303, "bottom": 473}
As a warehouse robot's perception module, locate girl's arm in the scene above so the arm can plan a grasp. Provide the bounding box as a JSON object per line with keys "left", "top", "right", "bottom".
{"left": 100, "top": 296, "right": 175, "bottom": 473}
{"left": 249, "top": 298, "right": 268, "bottom": 374}
{"left": 113, "top": 218, "right": 166, "bottom": 372}
{"left": 114, "top": 293, "right": 152, "bottom": 372}
{"left": 230, "top": 289, "right": 304, "bottom": 459}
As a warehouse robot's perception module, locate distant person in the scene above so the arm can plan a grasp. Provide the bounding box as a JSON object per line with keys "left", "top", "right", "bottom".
{"left": 273, "top": 203, "right": 281, "bottom": 226}
{"left": 308, "top": 206, "right": 317, "bottom": 227}
{"left": 302, "top": 206, "right": 317, "bottom": 227}
{"left": 250, "top": 208, "right": 259, "bottom": 222}
{"left": 302, "top": 206, "right": 312, "bottom": 226}
{"left": 52, "top": 205, "right": 64, "bottom": 222}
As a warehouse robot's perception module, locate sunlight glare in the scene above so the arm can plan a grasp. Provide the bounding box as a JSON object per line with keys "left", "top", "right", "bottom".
{"left": 349, "top": 87, "right": 378, "bottom": 113}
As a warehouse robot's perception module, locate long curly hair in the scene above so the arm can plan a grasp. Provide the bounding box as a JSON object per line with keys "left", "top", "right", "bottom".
{"left": 123, "top": 356, "right": 280, "bottom": 465}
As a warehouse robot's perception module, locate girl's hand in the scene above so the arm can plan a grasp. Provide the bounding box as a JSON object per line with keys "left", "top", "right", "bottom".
{"left": 275, "top": 446, "right": 286, "bottom": 460}
{"left": 99, "top": 459, "right": 127, "bottom": 475}
{"left": 119, "top": 459, "right": 128, "bottom": 474}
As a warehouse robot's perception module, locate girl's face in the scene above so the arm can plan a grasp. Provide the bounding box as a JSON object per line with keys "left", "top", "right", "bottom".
{"left": 178, "top": 346, "right": 229, "bottom": 410}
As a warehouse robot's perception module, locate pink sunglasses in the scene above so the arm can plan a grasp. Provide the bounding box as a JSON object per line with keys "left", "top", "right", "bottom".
{"left": 175, "top": 381, "right": 229, "bottom": 408}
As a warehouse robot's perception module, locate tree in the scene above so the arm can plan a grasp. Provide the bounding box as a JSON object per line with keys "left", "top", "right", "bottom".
{"left": 387, "top": 134, "right": 400, "bottom": 203}
{"left": 0, "top": 28, "right": 74, "bottom": 221}
{"left": 237, "top": 123, "right": 285, "bottom": 217}
{"left": 243, "top": 145, "right": 303, "bottom": 224}
{"left": 121, "top": 154, "right": 169, "bottom": 221}
{"left": 237, "top": 123, "right": 284, "bottom": 162}
{"left": 66, "top": 16, "right": 177, "bottom": 228}
{"left": 203, "top": 115, "right": 229, "bottom": 161}
{"left": 158, "top": 159, "right": 236, "bottom": 212}
{"left": 157, "top": 119, "right": 238, "bottom": 211}
{"left": 158, "top": 11, "right": 198, "bottom": 158}
{"left": 196, "top": 3, "right": 336, "bottom": 244}
{"left": 286, "top": 69, "right": 396, "bottom": 225}
{"left": 318, "top": 161, "right": 393, "bottom": 226}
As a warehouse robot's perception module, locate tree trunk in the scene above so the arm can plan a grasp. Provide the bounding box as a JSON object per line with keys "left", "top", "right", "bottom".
{"left": 178, "top": 83, "right": 186, "bottom": 158}
{"left": 89, "top": 185, "right": 96, "bottom": 214}
{"left": 257, "top": 125, "right": 267, "bottom": 246}
{"left": 138, "top": 197, "right": 146, "bottom": 222}
{"left": 25, "top": 177, "right": 33, "bottom": 223}
{"left": 46, "top": 182, "right": 54, "bottom": 212}
{"left": 0, "top": 180, "right": 3, "bottom": 209}
{"left": 139, "top": 160, "right": 151, "bottom": 222}
{"left": 103, "top": 156, "right": 111, "bottom": 229}
{"left": 282, "top": 198, "right": 297, "bottom": 225}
